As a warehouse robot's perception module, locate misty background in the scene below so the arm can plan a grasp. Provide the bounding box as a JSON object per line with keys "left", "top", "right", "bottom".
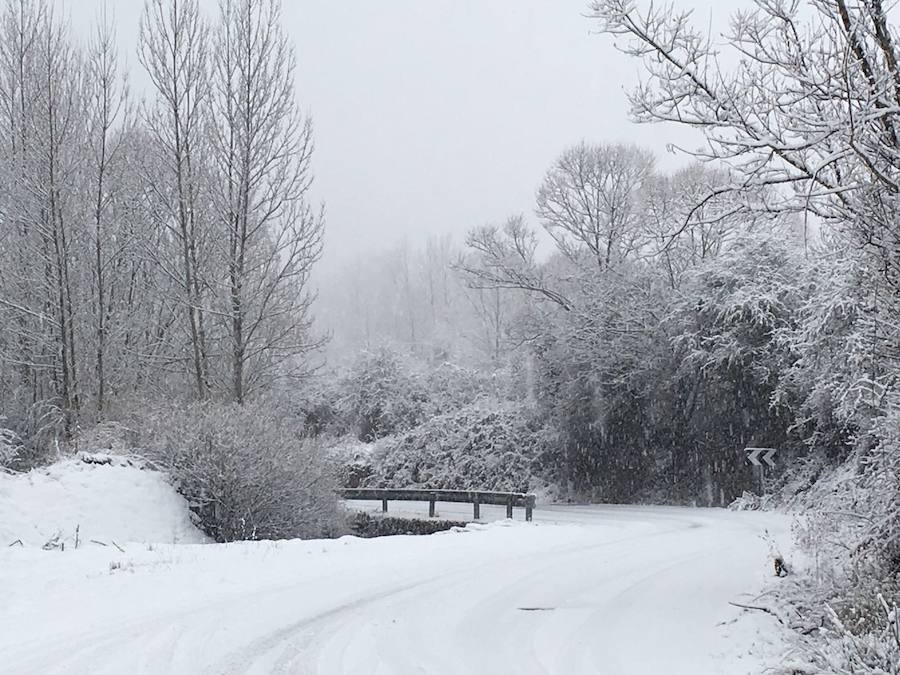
{"left": 69, "top": 0, "right": 720, "bottom": 270}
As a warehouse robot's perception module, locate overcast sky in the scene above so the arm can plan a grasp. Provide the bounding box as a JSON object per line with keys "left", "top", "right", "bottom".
{"left": 70, "top": 0, "right": 737, "bottom": 271}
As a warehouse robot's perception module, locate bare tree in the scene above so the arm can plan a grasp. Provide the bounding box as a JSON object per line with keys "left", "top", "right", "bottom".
{"left": 0, "top": 0, "right": 49, "bottom": 421}
{"left": 421, "top": 234, "right": 454, "bottom": 338}
{"left": 458, "top": 214, "right": 574, "bottom": 311}
{"left": 37, "top": 6, "right": 84, "bottom": 431}
{"left": 390, "top": 241, "right": 419, "bottom": 348}
{"left": 0, "top": 2, "right": 86, "bottom": 435}
{"left": 643, "top": 164, "right": 747, "bottom": 288}
{"left": 139, "top": 0, "right": 212, "bottom": 400}
{"left": 536, "top": 142, "right": 655, "bottom": 270}
{"left": 461, "top": 285, "right": 508, "bottom": 364}
{"left": 84, "top": 6, "right": 129, "bottom": 419}
{"left": 210, "top": 0, "right": 324, "bottom": 402}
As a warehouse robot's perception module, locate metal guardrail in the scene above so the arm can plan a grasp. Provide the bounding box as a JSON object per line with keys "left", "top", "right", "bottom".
{"left": 340, "top": 488, "right": 536, "bottom": 522}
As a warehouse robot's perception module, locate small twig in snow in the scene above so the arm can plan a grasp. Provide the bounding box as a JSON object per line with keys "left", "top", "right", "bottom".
{"left": 729, "top": 601, "right": 788, "bottom": 626}
{"left": 111, "top": 541, "right": 125, "bottom": 553}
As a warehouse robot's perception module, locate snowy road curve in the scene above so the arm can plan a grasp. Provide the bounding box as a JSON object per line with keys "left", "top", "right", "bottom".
{"left": 0, "top": 505, "right": 789, "bottom": 674}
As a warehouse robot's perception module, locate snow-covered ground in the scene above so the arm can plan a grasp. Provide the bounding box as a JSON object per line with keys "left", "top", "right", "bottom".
{"left": 0, "top": 461, "right": 792, "bottom": 674}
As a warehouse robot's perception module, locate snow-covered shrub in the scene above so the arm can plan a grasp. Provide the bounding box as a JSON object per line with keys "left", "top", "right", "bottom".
{"left": 796, "top": 595, "right": 900, "bottom": 674}
{"left": 326, "top": 436, "right": 375, "bottom": 488}
{"left": 769, "top": 409, "right": 900, "bottom": 672}
{"left": 420, "top": 362, "right": 498, "bottom": 415}
{"left": 139, "top": 400, "right": 340, "bottom": 542}
{"left": 338, "top": 348, "right": 429, "bottom": 442}
{"left": 0, "top": 401, "right": 64, "bottom": 470}
{"left": 856, "top": 406, "right": 900, "bottom": 580}
{"left": 0, "top": 423, "right": 23, "bottom": 472}
{"left": 786, "top": 407, "right": 899, "bottom": 579}
{"left": 291, "top": 375, "right": 343, "bottom": 438}
{"left": 728, "top": 491, "right": 764, "bottom": 511}
{"left": 366, "top": 402, "right": 548, "bottom": 492}
{"left": 768, "top": 451, "right": 832, "bottom": 509}
{"left": 71, "top": 421, "right": 137, "bottom": 455}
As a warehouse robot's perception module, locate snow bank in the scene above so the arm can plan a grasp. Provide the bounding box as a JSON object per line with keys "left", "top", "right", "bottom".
{"left": 0, "top": 455, "right": 207, "bottom": 547}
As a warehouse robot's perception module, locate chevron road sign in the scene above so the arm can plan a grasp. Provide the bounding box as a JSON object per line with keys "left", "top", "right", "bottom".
{"left": 746, "top": 447, "right": 777, "bottom": 469}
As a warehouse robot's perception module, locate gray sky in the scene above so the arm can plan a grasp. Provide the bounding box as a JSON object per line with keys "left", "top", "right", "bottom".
{"left": 71, "top": 0, "right": 735, "bottom": 271}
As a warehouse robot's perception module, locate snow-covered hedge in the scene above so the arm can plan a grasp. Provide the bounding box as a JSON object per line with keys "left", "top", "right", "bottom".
{"left": 365, "top": 403, "right": 548, "bottom": 492}
{"left": 139, "top": 401, "right": 340, "bottom": 542}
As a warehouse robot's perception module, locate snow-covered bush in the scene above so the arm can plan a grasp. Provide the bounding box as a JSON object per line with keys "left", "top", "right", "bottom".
{"left": 795, "top": 595, "right": 900, "bottom": 674}
{"left": 856, "top": 406, "right": 900, "bottom": 580}
{"left": 333, "top": 348, "right": 503, "bottom": 442}
{"left": 366, "top": 402, "right": 548, "bottom": 492}
{"left": 338, "top": 348, "right": 429, "bottom": 442}
{"left": 71, "top": 421, "right": 137, "bottom": 455}
{"left": 769, "top": 411, "right": 900, "bottom": 672}
{"left": 327, "top": 436, "right": 375, "bottom": 488}
{"left": 0, "top": 401, "right": 64, "bottom": 470}
{"left": 139, "top": 400, "right": 340, "bottom": 542}
{"left": 785, "top": 405, "right": 900, "bottom": 578}
{"left": 728, "top": 491, "right": 764, "bottom": 511}
{"left": 291, "top": 375, "right": 343, "bottom": 438}
{"left": 420, "top": 361, "right": 499, "bottom": 414}
{"left": 0, "top": 423, "right": 23, "bottom": 472}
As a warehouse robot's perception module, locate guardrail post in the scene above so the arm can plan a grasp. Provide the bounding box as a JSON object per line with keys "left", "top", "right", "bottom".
{"left": 473, "top": 497, "right": 480, "bottom": 520}
{"left": 506, "top": 496, "right": 513, "bottom": 519}
{"left": 382, "top": 498, "right": 388, "bottom": 513}
{"left": 525, "top": 496, "right": 534, "bottom": 522}
{"left": 429, "top": 494, "right": 436, "bottom": 518}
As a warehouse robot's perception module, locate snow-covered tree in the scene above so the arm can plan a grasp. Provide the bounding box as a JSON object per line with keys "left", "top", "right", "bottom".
{"left": 139, "top": 0, "right": 214, "bottom": 400}
{"left": 536, "top": 142, "right": 655, "bottom": 270}
{"left": 209, "top": 0, "right": 323, "bottom": 403}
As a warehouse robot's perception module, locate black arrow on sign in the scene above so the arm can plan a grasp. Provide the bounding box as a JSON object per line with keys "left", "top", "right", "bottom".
{"left": 745, "top": 447, "right": 777, "bottom": 469}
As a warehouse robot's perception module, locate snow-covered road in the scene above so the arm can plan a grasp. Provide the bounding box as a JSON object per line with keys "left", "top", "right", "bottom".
{"left": 0, "top": 505, "right": 790, "bottom": 674}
